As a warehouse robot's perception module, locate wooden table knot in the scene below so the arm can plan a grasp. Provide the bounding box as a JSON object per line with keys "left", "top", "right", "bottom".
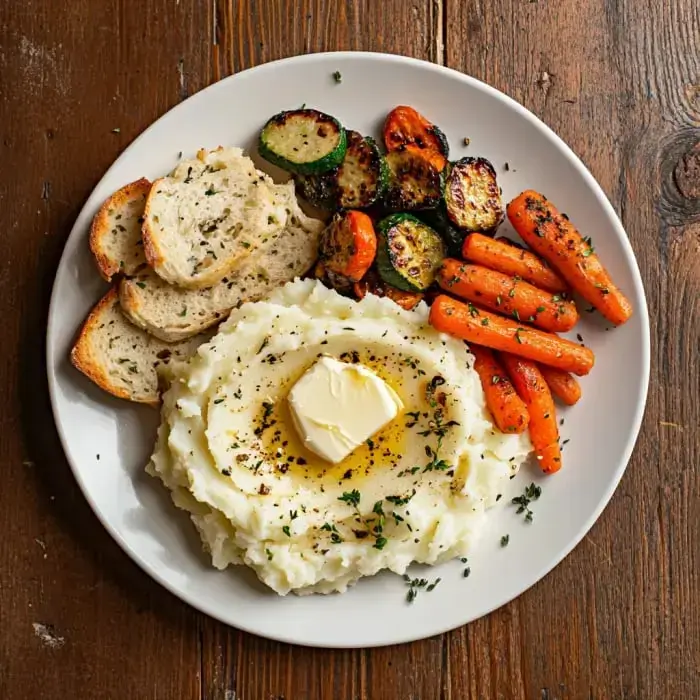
{"left": 674, "top": 141, "right": 700, "bottom": 200}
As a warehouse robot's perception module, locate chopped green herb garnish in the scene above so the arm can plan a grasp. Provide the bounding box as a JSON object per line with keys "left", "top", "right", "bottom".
{"left": 282, "top": 525, "right": 291, "bottom": 537}
{"left": 514, "top": 328, "right": 524, "bottom": 344}
{"left": 332, "top": 70, "right": 342, "bottom": 83}
{"left": 501, "top": 534, "right": 510, "bottom": 547}
{"left": 512, "top": 482, "right": 542, "bottom": 522}
{"left": 338, "top": 489, "right": 361, "bottom": 508}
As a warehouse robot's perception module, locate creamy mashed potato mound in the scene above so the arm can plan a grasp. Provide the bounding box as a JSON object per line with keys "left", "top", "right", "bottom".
{"left": 148, "top": 279, "right": 531, "bottom": 595}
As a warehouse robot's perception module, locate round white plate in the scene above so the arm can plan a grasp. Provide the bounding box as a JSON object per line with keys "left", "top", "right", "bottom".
{"left": 47, "top": 52, "right": 649, "bottom": 648}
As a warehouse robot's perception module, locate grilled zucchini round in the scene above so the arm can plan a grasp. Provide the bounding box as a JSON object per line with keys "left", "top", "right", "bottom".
{"left": 384, "top": 149, "right": 444, "bottom": 211}
{"left": 336, "top": 132, "right": 389, "bottom": 209}
{"left": 294, "top": 172, "right": 338, "bottom": 209}
{"left": 444, "top": 157, "right": 504, "bottom": 231}
{"left": 376, "top": 213, "right": 445, "bottom": 292}
{"left": 259, "top": 109, "right": 347, "bottom": 175}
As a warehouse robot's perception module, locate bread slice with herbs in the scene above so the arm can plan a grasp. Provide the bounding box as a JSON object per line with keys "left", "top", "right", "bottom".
{"left": 71, "top": 287, "right": 208, "bottom": 405}
{"left": 89, "top": 178, "right": 151, "bottom": 281}
{"left": 142, "top": 147, "right": 298, "bottom": 289}
{"left": 120, "top": 190, "right": 323, "bottom": 341}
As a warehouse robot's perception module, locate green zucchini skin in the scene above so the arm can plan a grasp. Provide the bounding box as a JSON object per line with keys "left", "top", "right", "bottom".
{"left": 428, "top": 124, "right": 450, "bottom": 159}
{"left": 258, "top": 109, "right": 347, "bottom": 175}
{"left": 444, "top": 156, "right": 504, "bottom": 232}
{"left": 376, "top": 213, "right": 445, "bottom": 292}
{"left": 383, "top": 149, "right": 444, "bottom": 211}
{"left": 335, "top": 132, "right": 389, "bottom": 209}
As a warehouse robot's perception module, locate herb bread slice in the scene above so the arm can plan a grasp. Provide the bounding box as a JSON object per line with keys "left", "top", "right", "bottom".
{"left": 142, "top": 147, "right": 296, "bottom": 289}
{"left": 71, "top": 287, "right": 208, "bottom": 405}
{"left": 89, "top": 178, "right": 151, "bottom": 281}
{"left": 120, "top": 186, "right": 323, "bottom": 341}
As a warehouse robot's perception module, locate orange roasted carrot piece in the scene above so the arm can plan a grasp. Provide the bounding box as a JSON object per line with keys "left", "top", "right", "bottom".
{"left": 320, "top": 210, "right": 377, "bottom": 282}
{"left": 383, "top": 106, "right": 448, "bottom": 171}
{"left": 501, "top": 353, "right": 562, "bottom": 474}
{"left": 507, "top": 191, "right": 633, "bottom": 325}
{"left": 436, "top": 258, "right": 579, "bottom": 333}
{"left": 429, "top": 295, "right": 595, "bottom": 376}
{"left": 462, "top": 233, "right": 568, "bottom": 294}
{"left": 354, "top": 269, "right": 423, "bottom": 310}
{"left": 538, "top": 364, "right": 582, "bottom": 406}
{"left": 470, "top": 345, "right": 530, "bottom": 434}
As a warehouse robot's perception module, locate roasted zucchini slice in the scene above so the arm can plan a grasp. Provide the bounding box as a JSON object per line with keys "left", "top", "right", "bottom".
{"left": 383, "top": 149, "right": 443, "bottom": 211}
{"left": 293, "top": 172, "right": 338, "bottom": 209}
{"left": 259, "top": 109, "right": 347, "bottom": 175}
{"left": 335, "top": 131, "right": 389, "bottom": 209}
{"left": 376, "top": 213, "right": 445, "bottom": 292}
{"left": 444, "top": 157, "right": 504, "bottom": 232}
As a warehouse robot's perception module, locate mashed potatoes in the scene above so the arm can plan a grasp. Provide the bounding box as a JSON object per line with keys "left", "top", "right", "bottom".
{"left": 148, "top": 279, "right": 531, "bottom": 595}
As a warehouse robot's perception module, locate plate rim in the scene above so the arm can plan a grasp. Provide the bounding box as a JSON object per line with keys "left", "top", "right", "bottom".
{"left": 46, "top": 50, "right": 651, "bottom": 648}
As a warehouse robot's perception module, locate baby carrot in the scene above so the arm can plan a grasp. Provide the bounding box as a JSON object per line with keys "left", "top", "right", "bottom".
{"left": 462, "top": 233, "right": 568, "bottom": 293}
{"left": 429, "top": 295, "right": 595, "bottom": 375}
{"left": 501, "top": 353, "right": 562, "bottom": 474}
{"left": 470, "top": 345, "right": 530, "bottom": 434}
{"left": 436, "top": 258, "right": 579, "bottom": 333}
{"left": 507, "top": 191, "right": 633, "bottom": 325}
{"left": 538, "top": 364, "right": 582, "bottom": 406}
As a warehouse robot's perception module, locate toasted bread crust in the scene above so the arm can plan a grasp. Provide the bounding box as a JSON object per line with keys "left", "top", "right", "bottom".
{"left": 141, "top": 176, "right": 166, "bottom": 274}
{"left": 89, "top": 178, "right": 151, "bottom": 281}
{"left": 70, "top": 288, "right": 158, "bottom": 405}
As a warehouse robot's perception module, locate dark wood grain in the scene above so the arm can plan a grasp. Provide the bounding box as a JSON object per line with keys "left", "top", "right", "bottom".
{"left": 0, "top": 0, "right": 697, "bottom": 699}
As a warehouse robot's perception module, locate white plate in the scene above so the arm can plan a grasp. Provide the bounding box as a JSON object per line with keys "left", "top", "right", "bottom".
{"left": 47, "top": 52, "right": 650, "bottom": 648}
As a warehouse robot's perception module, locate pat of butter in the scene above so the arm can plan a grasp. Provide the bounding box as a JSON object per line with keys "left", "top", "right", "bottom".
{"left": 288, "top": 356, "right": 403, "bottom": 464}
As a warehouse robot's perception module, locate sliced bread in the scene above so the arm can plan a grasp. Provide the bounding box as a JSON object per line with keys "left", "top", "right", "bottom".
{"left": 89, "top": 178, "right": 151, "bottom": 281}
{"left": 71, "top": 287, "right": 208, "bottom": 405}
{"left": 120, "top": 187, "right": 323, "bottom": 341}
{"left": 142, "top": 147, "right": 297, "bottom": 289}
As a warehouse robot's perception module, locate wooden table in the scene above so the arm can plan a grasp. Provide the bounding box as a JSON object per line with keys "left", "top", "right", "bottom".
{"left": 1, "top": 2, "right": 698, "bottom": 698}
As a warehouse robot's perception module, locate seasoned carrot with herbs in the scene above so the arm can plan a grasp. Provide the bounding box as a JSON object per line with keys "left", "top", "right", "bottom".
{"left": 538, "top": 364, "right": 582, "bottom": 406}
{"left": 429, "top": 295, "right": 595, "bottom": 375}
{"left": 383, "top": 106, "right": 448, "bottom": 171}
{"left": 507, "top": 191, "right": 633, "bottom": 325}
{"left": 470, "top": 345, "right": 530, "bottom": 434}
{"left": 462, "top": 233, "right": 568, "bottom": 293}
{"left": 436, "top": 258, "right": 579, "bottom": 333}
{"left": 319, "top": 210, "right": 377, "bottom": 282}
{"left": 500, "top": 353, "right": 561, "bottom": 473}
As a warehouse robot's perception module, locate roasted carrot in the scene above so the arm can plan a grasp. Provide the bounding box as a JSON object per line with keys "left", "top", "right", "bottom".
{"left": 383, "top": 106, "right": 448, "bottom": 171}
{"left": 429, "top": 295, "right": 595, "bottom": 375}
{"left": 319, "top": 210, "right": 377, "bottom": 282}
{"left": 507, "top": 191, "right": 633, "bottom": 325}
{"left": 538, "top": 365, "right": 582, "bottom": 406}
{"left": 500, "top": 353, "right": 561, "bottom": 473}
{"left": 437, "top": 258, "right": 579, "bottom": 333}
{"left": 462, "top": 233, "right": 568, "bottom": 294}
{"left": 470, "top": 345, "right": 530, "bottom": 434}
{"left": 354, "top": 269, "right": 423, "bottom": 310}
